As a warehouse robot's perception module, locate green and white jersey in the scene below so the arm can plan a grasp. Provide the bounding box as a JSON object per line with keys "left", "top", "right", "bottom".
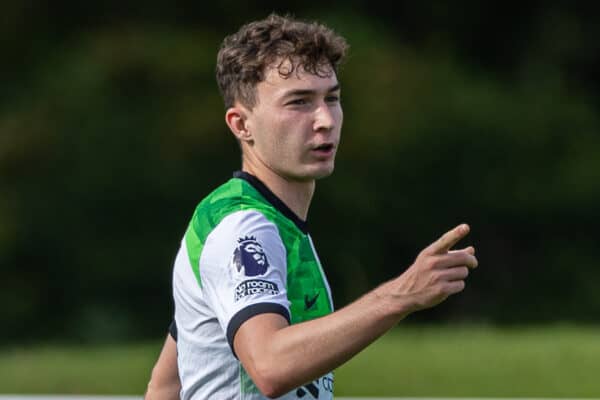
{"left": 173, "top": 171, "right": 334, "bottom": 399}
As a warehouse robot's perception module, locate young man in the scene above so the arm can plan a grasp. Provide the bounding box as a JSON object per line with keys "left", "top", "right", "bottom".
{"left": 145, "top": 13, "right": 478, "bottom": 400}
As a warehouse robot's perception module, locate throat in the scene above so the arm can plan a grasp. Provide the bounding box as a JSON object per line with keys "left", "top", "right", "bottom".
{"left": 242, "top": 162, "right": 314, "bottom": 221}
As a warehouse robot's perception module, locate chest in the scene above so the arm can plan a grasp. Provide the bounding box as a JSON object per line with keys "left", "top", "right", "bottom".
{"left": 284, "top": 234, "right": 333, "bottom": 324}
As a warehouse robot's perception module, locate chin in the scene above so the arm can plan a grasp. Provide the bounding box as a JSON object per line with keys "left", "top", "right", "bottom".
{"left": 314, "top": 169, "right": 334, "bottom": 180}
{"left": 282, "top": 162, "right": 335, "bottom": 182}
{"left": 308, "top": 164, "right": 335, "bottom": 180}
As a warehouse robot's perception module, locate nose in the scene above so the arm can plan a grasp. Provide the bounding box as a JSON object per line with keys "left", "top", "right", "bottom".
{"left": 313, "top": 103, "right": 336, "bottom": 132}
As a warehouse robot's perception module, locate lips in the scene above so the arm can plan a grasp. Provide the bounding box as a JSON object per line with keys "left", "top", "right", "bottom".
{"left": 313, "top": 143, "right": 335, "bottom": 152}
{"left": 310, "top": 143, "right": 336, "bottom": 160}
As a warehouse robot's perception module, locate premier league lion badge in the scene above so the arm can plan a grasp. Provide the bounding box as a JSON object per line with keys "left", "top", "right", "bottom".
{"left": 233, "top": 236, "right": 270, "bottom": 276}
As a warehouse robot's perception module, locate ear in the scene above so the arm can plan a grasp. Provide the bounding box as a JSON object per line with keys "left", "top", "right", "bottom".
{"left": 225, "top": 105, "right": 253, "bottom": 143}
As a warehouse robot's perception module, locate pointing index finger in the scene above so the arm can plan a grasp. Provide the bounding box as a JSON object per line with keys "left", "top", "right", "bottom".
{"left": 427, "top": 224, "right": 470, "bottom": 255}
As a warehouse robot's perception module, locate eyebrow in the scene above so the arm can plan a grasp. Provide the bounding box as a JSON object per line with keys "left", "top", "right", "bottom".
{"left": 282, "top": 83, "right": 341, "bottom": 99}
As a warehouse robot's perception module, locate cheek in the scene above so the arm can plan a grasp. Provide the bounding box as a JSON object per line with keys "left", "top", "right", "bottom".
{"left": 334, "top": 105, "right": 344, "bottom": 126}
{"left": 252, "top": 117, "right": 280, "bottom": 148}
{"left": 267, "top": 117, "right": 300, "bottom": 150}
{"left": 253, "top": 113, "right": 308, "bottom": 160}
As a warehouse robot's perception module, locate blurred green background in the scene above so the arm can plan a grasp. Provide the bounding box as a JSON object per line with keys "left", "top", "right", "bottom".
{"left": 2, "top": 1, "right": 600, "bottom": 395}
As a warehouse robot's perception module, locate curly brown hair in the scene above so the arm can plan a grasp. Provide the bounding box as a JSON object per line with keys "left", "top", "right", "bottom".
{"left": 216, "top": 13, "right": 349, "bottom": 109}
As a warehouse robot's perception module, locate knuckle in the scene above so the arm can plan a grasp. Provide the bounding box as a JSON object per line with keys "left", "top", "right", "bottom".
{"left": 431, "top": 270, "right": 442, "bottom": 284}
{"left": 426, "top": 258, "right": 437, "bottom": 269}
{"left": 443, "top": 280, "right": 464, "bottom": 295}
{"left": 418, "top": 256, "right": 434, "bottom": 270}
{"left": 460, "top": 253, "right": 471, "bottom": 264}
{"left": 434, "top": 284, "right": 447, "bottom": 298}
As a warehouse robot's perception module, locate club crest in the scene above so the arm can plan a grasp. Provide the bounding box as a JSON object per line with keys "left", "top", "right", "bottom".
{"left": 233, "top": 236, "right": 270, "bottom": 276}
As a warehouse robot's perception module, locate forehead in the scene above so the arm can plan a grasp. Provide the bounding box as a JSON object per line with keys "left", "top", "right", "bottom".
{"left": 257, "top": 60, "right": 339, "bottom": 100}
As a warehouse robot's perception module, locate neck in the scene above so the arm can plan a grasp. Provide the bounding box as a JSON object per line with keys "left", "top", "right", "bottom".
{"left": 242, "top": 161, "right": 315, "bottom": 221}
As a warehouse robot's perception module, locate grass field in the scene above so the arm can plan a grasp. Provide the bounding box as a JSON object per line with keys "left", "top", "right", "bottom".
{"left": 1, "top": 325, "right": 599, "bottom": 397}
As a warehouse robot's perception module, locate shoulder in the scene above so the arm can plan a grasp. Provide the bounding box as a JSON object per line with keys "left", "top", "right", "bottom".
{"left": 202, "top": 209, "right": 285, "bottom": 268}
{"left": 190, "top": 177, "right": 278, "bottom": 230}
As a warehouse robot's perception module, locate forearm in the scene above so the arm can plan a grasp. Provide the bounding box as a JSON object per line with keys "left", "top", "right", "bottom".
{"left": 241, "top": 282, "right": 414, "bottom": 395}
{"left": 238, "top": 225, "right": 478, "bottom": 397}
{"left": 145, "top": 383, "right": 181, "bottom": 400}
{"left": 145, "top": 334, "right": 181, "bottom": 400}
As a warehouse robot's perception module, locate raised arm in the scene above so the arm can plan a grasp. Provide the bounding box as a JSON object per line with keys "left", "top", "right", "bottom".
{"left": 234, "top": 224, "right": 478, "bottom": 397}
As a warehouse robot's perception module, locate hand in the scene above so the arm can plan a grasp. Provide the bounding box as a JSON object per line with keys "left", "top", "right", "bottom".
{"left": 383, "top": 224, "right": 479, "bottom": 314}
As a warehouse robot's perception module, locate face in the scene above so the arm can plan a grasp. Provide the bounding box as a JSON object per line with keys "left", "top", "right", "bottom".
{"left": 241, "top": 61, "right": 343, "bottom": 182}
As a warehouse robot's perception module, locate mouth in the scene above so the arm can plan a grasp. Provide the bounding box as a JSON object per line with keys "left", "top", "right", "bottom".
{"left": 312, "top": 143, "right": 335, "bottom": 155}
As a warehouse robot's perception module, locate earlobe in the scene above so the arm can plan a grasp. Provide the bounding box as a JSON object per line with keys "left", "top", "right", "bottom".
{"left": 225, "top": 107, "right": 252, "bottom": 143}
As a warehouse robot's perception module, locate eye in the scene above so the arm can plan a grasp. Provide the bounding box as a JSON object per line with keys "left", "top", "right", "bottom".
{"left": 287, "top": 98, "right": 308, "bottom": 106}
{"left": 325, "top": 95, "right": 340, "bottom": 103}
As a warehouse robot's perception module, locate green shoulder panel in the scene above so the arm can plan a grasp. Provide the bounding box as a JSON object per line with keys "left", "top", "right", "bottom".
{"left": 184, "top": 178, "right": 246, "bottom": 287}
{"left": 184, "top": 177, "right": 332, "bottom": 321}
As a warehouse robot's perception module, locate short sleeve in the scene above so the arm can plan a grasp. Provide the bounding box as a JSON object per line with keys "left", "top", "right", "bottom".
{"left": 198, "top": 210, "right": 290, "bottom": 354}
{"left": 168, "top": 320, "right": 177, "bottom": 341}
